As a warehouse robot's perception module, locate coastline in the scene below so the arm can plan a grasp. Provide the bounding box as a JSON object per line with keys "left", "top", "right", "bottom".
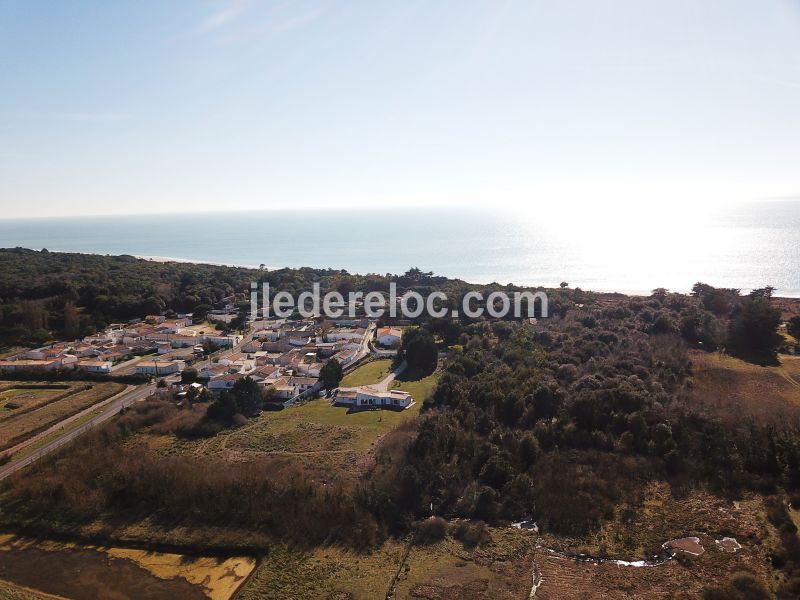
{"left": 6, "top": 247, "right": 800, "bottom": 299}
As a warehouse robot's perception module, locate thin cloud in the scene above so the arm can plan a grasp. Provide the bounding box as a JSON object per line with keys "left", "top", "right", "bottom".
{"left": 185, "top": 1, "right": 327, "bottom": 43}
{"left": 195, "top": 0, "right": 254, "bottom": 35}
{"left": 272, "top": 8, "right": 325, "bottom": 32}
{"left": 12, "top": 110, "right": 132, "bottom": 122}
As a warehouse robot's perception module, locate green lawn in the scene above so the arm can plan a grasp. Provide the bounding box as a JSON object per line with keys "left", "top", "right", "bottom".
{"left": 340, "top": 359, "right": 394, "bottom": 387}
{"left": 220, "top": 395, "right": 422, "bottom": 454}
{"left": 178, "top": 371, "right": 440, "bottom": 458}
{"left": 391, "top": 371, "right": 439, "bottom": 405}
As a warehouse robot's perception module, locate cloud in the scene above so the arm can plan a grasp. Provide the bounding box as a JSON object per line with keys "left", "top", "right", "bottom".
{"left": 195, "top": 0, "right": 254, "bottom": 35}
{"left": 11, "top": 110, "right": 133, "bottom": 123}
{"left": 184, "top": 0, "right": 327, "bottom": 43}
{"left": 271, "top": 7, "right": 325, "bottom": 32}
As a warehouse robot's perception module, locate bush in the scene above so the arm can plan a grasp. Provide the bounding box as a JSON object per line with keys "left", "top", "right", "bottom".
{"left": 414, "top": 516, "right": 448, "bottom": 545}
{"left": 452, "top": 521, "right": 490, "bottom": 549}
{"left": 703, "top": 571, "right": 770, "bottom": 600}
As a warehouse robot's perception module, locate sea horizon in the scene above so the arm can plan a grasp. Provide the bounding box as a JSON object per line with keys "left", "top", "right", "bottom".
{"left": 1, "top": 202, "right": 799, "bottom": 297}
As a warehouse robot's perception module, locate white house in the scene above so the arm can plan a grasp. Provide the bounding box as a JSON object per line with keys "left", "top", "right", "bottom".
{"left": 0, "top": 359, "right": 63, "bottom": 372}
{"left": 135, "top": 360, "right": 182, "bottom": 376}
{"left": 334, "top": 385, "right": 414, "bottom": 409}
{"left": 326, "top": 327, "right": 367, "bottom": 342}
{"left": 200, "top": 334, "right": 242, "bottom": 348}
{"left": 208, "top": 372, "right": 244, "bottom": 393}
{"left": 76, "top": 359, "right": 113, "bottom": 374}
{"left": 377, "top": 327, "right": 403, "bottom": 347}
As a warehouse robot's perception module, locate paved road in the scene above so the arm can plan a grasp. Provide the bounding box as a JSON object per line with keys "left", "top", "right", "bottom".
{"left": 357, "top": 322, "right": 376, "bottom": 363}
{"left": 373, "top": 361, "right": 407, "bottom": 391}
{"left": 0, "top": 382, "right": 156, "bottom": 481}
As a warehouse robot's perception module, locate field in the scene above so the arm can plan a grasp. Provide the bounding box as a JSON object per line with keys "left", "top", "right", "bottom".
{"left": 0, "top": 381, "right": 125, "bottom": 452}
{"left": 239, "top": 528, "right": 534, "bottom": 600}
{"left": 341, "top": 359, "right": 394, "bottom": 387}
{"left": 0, "top": 383, "right": 73, "bottom": 413}
{"left": 534, "top": 481, "right": 774, "bottom": 599}
{"left": 239, "top": 481, "right": 777, "bottom": 600}
{"left": 147, "top": 370, "right": 439, "bottom": 483}
{"left": 686, "top": 350, "right": 800, "bottom": 425}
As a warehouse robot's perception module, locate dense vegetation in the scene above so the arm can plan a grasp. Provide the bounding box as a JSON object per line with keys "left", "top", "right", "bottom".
{"left": 0, "top": 248, "right": 567, "bottom": 345}
{"left": 366, "top": 288, "right": 799, "bottom": 539}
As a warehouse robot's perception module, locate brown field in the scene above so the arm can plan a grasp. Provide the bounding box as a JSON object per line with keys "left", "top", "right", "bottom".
{"left": 535, "top": 481, "right": 773, "bottom": 598}
{"left": 238, "top": 478, "right": 779, "bottom": 600}
{"left": 0, "top": 382, "right": 125, "bottom": 450}
{"left": 238, "top": 485, "right": 777, "bottom": 600}
{"left": 0, "top": 578, "right": 54, "bottom": 600}
{"left": 686, "top": 350, "right": 800, "bottom": 425}
{"left": 239, "top": 528, "right": 534, "bottom": 600}
{"left": 0, "top": 383, "right": 76, "bottom": 416}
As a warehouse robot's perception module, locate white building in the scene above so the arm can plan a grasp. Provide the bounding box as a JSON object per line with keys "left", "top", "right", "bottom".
{"left": 200, "top": 334, "right": 242, "bottom": 348}
{"left": 334, "top": 385, "right": 414, "bottom": 409}
{"left": 76, "top": 359, "right": 113, "bottom": 374}
{"left": 377, "top": 327, "right": 403, "bottom": 347}
{"left": 208, "top": 372, "right": 244, "bottom": 393}
{"left": 135, "top": 360, "right": 182, "bottom": 376}
{"left": 326, "top": 327, "right": 367, "bottom": 342}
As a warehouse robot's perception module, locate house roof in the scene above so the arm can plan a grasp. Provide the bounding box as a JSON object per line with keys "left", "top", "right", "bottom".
{"left": 378, "top": 327, "right": 402, "bottom": 338}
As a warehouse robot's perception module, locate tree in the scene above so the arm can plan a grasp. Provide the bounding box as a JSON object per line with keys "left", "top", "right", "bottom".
{"left": 230, "top": 376, "right": 263, "bottom": 417}
{"left": 181, "top": 367, "right": 198, "bottom": 383}
{"left": 651, "top": 288, "right": 668, "bottom": 300}
{"left": 400, "top": 326, "right": 438, "bottom": 375}
{"left": 559, "top": 281, "right": 568, "bottom": 289}
{"left": 62, "top": 300, "right": 80, "bottom": 338}
{"left": 192, "top": 304, "right": 212, "bottom": 321}
{"left": 727, "top": 297, "right": 782, "bottom": 361}
{"left": 320, "top": 358, "right": 343, "bottom": 390}
{"left": 749, "top": 286, "right": 775, "bottom": 299}
{"left": 788, "top": 316, "right": 800, "bottom": 340}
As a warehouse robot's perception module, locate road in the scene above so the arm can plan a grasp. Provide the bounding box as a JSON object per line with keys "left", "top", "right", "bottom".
{"left": 356, "top": 322, "right": 377, "bottom": 363}
{"left": 0, "top": 382, "right": 156, "bottom": 481}
{"left": 373, "top": 361, "right": 407, "bottom": 391}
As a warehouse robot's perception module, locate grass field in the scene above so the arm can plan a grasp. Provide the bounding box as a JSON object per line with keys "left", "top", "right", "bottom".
{"left": 239, "top": 527, "right": 534, "bottom": 600}
{"left": 0, "top": 383, "right": 75, "bottom": 416}
{"left": 391, "top": 369, "right": 438, "bottom": 402}
{"left": 0, "top": 579, "right": 53, "bottom": 600}
{"left": 145, "top": 370, "right": 439, "bottom": 484}
{"left": 340, "top": 359, "right": 394, "bottom": 387}
{"left": 0, "top": 382, "right": 125, "bottom": 451}
{"left": 687, "top": 350, "right": 800, "bottom": 425}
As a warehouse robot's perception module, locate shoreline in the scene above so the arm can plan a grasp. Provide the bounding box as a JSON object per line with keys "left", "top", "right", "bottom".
{"left": 134, "top": 254, "right": 800, "bottom": 299}
{"left": 7, "top": 247, "right": 800, "bottom": 299}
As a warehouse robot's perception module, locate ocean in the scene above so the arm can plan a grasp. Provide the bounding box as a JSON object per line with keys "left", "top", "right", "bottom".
{"left": 1, "top": 202, "right": 798, "bottom": 297}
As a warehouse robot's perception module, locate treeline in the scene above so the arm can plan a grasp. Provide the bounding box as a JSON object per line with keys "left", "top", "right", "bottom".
{"left": 0, "top": 248, "right": 572, "bottom": 345}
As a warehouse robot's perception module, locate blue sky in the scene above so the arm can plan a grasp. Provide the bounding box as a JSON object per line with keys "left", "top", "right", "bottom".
{"left": 1, "top": 0, "right": 800, "bottom": 218}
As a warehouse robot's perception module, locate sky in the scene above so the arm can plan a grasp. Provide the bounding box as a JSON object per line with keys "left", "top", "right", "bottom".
{"left": 1, "top": 0, "right": 800, "bottom": 218}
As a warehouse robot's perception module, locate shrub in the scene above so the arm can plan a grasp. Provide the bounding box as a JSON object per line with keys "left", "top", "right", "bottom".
{"left": 452, "top": 521, "right": 491, "bottom": 549}
{"left": 414, "top": 516, "right": 448, "bottom": 545}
